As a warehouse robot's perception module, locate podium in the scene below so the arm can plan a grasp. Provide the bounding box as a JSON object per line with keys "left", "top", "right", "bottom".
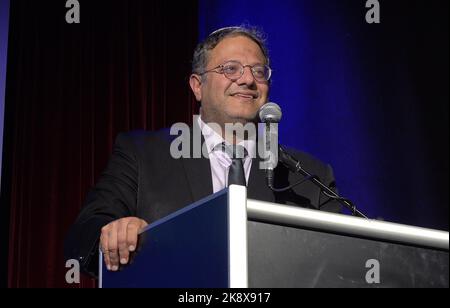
{"left": 99, "top": 186, "right": 449, "bottom": 288}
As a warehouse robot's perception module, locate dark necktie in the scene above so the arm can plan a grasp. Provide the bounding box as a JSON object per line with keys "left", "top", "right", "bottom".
{"left": 228, "top": 158, "right": 246, "bottom": 187}
{"left": 225, "top": 144, "right": 247, "bottom": 187}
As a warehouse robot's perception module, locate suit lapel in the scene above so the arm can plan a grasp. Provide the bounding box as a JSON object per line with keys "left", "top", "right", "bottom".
{"left": 181, "top": 156, "right": 213, "bottom": 201}
{"left": 182, "top": 152, "right": 274, "bottom": 203}
{"left": 181, "top": 122, "right": 214, "bottom": 201}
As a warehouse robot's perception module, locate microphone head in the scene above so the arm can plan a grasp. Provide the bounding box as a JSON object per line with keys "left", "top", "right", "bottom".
{"left": 259, "top": 102, "right": 282, "bottom": 123}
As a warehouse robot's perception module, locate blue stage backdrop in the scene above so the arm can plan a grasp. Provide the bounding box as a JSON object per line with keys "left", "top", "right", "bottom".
{"left": 198, "top": 0, "right": 449, "bottom": 229}
{"left": 0, "top": 0, "right": 9, "bottom": 190}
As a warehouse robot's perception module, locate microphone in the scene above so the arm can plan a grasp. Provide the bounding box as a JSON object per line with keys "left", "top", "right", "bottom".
{"left": 259, "top": 102, "right": 282, "bottom": 189}
{"left": 258, "top": 103, "right": 368, "bottom": 218}
{"left": 259, "top": 102, "right": 282, "bottom": 123}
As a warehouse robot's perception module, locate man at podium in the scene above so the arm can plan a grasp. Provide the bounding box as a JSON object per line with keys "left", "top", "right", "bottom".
{"left": 64, "top": 26, "right": 341, "bottom": 277}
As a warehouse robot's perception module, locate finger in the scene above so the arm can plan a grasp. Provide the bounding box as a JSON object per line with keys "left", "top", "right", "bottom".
{"left": 108, "top": 222, "right": 119, "bottom": 271}
{"left": 126, "top": 222, "right": 139, "bottom": 253}
{"left": 117, "top": 220, "right": 130, "bottom": 265}
{"left": 100, "top": 227, "right": 111, "bottom": 271}
{"left": 138, "top": 219, "right": 148, "bottom": 233}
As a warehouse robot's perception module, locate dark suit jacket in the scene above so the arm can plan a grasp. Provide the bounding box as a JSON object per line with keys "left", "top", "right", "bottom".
{"left": 64, "top": 129, "right": 341, "bottom": 277}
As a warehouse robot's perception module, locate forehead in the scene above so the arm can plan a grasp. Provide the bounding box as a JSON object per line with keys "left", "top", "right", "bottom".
{"left": 208, "top": 35, "right": 266, "bottom": 66}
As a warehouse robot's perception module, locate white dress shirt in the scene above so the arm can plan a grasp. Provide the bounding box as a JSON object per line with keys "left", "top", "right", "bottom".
{"left": 197, "top": 116, "right": 255, "bottom": 193}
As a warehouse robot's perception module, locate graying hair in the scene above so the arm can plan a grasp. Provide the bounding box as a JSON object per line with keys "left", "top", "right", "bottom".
{"left": 192, "top": 26, "right": 270, "bottom": 75}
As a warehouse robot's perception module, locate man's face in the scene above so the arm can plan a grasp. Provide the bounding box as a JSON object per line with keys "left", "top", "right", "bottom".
{"left": 190, "top": 35, "right": 270, "bottom": 126}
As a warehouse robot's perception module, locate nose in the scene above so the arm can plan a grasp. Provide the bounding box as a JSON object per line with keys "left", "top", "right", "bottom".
{"left": 236, "top": 66, "right": 256, "bottom": 87}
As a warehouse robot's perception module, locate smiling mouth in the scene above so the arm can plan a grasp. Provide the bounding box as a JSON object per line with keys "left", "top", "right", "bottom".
{"left": 232, "top": 93, "right": 258, "bottom": 100}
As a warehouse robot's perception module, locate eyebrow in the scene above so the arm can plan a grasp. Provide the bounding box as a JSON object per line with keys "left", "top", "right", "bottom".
{"left": 223, "top": 59, "right": 265, "bottom": 66}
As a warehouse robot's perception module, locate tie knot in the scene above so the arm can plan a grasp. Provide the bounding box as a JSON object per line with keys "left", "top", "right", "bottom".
{"left": 215, "top": 143, "right": 247, "bottom": 159}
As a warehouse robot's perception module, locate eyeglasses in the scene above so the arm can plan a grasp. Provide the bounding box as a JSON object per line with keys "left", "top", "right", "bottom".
{"left": 199, "top": 61, "right": 272, "bottom": 82}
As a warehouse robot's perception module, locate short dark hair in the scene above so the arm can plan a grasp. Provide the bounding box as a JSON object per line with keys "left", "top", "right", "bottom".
{"left": 192, "top": 26, "right": 270, "bottom": 75}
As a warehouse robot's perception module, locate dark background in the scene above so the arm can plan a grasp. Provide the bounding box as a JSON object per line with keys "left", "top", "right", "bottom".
{"left": 1, "top": 0, "right": 198, "bottom": 288}
{"left": 199, "top": 0, "right": 449, "bottom": 227}
{"left": 1, "top": 0, "right": 448, "bottom": 287}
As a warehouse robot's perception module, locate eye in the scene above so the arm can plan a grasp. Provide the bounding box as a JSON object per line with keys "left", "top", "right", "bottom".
{"left": 222, "top": 63, "right": 240, "bottom": 75}
{"left": 252, "top": 66, "right": 266, "bottom": 78}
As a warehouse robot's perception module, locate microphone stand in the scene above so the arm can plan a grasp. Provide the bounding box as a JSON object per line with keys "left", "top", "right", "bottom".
{"left": 273, "top": 146, "right": 369, "bottom": 219}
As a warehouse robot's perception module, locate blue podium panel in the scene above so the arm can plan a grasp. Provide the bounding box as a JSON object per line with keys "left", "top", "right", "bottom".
{"left": 100, "top": 190, "right": 230, "bottom": 288}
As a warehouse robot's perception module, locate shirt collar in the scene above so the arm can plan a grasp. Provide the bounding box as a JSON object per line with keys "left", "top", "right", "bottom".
{"left": 197, "top": 116, "right": 256, "bottom": 158}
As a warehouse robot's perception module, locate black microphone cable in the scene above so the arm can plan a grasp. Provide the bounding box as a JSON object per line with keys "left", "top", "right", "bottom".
{"left": 267, "top": 146, "right": 369, "bottom": 219}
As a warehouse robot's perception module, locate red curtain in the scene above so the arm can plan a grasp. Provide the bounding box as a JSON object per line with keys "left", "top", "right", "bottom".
{"left": 3, "top": 0, "right": 198, "bottom": 287}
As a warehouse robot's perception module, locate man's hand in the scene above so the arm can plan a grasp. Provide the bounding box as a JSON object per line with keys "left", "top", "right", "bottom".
{"left": 100, "top": 217, "right": 148, "bottom": 271}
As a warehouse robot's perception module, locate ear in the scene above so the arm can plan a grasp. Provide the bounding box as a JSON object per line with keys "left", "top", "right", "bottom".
{"left": 189, "top": 74, "right": 203, "bottom": 102}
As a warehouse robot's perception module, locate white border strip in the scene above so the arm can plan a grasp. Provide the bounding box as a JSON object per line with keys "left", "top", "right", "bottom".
{"left": 247, "top": 199, "right": 449, "bottom": 251}
{"left": 228, "top": 185, "right": 248, "bottom": 288}
{"left": 0, "top": 0, "right": 10, "bottom": 190}
{"left": 98, "top": 250, "right": 103, "bottom": 288}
